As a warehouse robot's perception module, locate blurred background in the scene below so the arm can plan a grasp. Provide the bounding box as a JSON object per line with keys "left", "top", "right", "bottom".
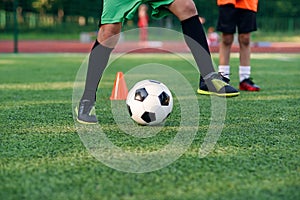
{"left": 1, "top": 0, "right": 299, "bottom": 49}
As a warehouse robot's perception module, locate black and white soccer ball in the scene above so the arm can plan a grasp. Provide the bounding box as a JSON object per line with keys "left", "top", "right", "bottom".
{"left": 126, "top": 80, "right": 173, "bottom": 126}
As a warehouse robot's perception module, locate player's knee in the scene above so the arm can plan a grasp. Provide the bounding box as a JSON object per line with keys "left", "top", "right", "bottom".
{"left": 239, "top": 34, "right": 251, "bottom": 46}
{"left": 98, "top": 24, "right": 121, "bottom": 47}
{"left": 181, "top": 1, "right": 197, "bottom": 16}
{"left": 183, "top": 1, "right": 197, "bottom": 16}
{"left": 100, "top": 25, "right": 121, "bottom": 39}
{"left": 222, "top": 35, "right": 234, "bottom": 46}
{"left": 170, "top": 0, "right": 198, "bottom": 20}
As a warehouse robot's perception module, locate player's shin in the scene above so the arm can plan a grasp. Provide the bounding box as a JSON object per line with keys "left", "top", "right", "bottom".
{"left": 81, "top": 40, "right": 113, "bottom": 102}
{"left": 77, "top": 40, "right": 113, "bottom": 124}
{"left": 181, "top": 15, "right": 215, "bottom": 77}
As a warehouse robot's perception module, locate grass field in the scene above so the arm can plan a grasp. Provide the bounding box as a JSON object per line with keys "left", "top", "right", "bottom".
{"left": 0, "top": 53, "right": 299, "bottom": 200}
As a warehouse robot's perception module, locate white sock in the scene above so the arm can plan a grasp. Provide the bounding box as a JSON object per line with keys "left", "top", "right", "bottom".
{"left": 218, "top": 65, "right": 230, "bottom": 79}
{"left": 239, "top": 66, "right": 251, "bottom": 82}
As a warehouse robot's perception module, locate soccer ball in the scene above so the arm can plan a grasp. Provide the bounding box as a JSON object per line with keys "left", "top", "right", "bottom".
{"left": 126, "top": 80, "right": 173, "bottom": 126}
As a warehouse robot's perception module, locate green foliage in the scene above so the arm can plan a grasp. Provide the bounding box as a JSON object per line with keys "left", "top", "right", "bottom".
{"left": 258, "top": 0, "right": 300, "bottom": 17}
{"left": 0, "top": 53, "right": 300, "bottom": 199}
{"left": 0, "top": 0, "right": 101, "bottom": 16}
{"left": 1, "top": 0, "right": 300, "bottom": 33}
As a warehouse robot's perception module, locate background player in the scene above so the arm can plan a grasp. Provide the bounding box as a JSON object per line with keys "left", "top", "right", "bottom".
{"left": 138, "top": 4, "right": 149, "bottom": 42}
{"left": 217, "top": 0, "right": 260, "bottom": 91}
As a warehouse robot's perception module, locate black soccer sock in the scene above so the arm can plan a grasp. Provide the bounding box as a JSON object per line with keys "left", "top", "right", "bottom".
{"left": 81, "top": 40, "right": 113, "bottom": 101}
{"left": 181, "top": 15, "right": 215, "bottom": 77}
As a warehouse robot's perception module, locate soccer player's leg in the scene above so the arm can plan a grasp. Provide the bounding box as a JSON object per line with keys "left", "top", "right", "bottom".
{"left": 76, "top": 24, "right": 121, "bottom": 124}
{"left": 168, "top": 0, "right": 239, "bottom": 97}
{"left": 76, "top": 0, "right": 140, "bottom": 124}
{"left": 237, "top": 9, "right": 260, "bottom": 92}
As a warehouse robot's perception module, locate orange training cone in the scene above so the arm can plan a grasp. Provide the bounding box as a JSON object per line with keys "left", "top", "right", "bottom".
{"left": 110, "top": 72, "right": 128, "bottom": 100}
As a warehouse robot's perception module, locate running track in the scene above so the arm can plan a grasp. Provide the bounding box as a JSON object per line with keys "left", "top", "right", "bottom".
{"left": 1, "top": 40, "right": 300, "bottom": 53}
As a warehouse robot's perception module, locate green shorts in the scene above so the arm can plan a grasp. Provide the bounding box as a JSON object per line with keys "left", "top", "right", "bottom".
{"left": 100, "top": 0, "right": 174, "bottom": 25}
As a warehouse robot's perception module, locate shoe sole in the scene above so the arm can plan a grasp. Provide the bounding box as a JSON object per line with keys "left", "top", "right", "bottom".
{"left": 76, "top": 118, "right": 98, "bottom": 125}
{"left": 75, "top": 107, "right": 98, "bottom": 125}
{"left": 197, "top": 89, "right": 240, "bottom": 97}
{"left": 239, "top": 87, "right": 260, "bottom": 92}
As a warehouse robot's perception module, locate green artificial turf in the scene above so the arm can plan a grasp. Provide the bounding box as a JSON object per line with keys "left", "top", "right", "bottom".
{"left": 0, "top": 53, "right": 299, "bottom": 200}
